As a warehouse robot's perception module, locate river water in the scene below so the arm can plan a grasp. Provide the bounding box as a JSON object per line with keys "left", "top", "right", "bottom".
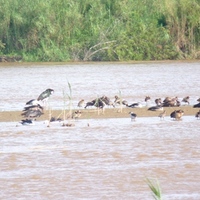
{"left": 0, "top": 61, "right": 200, "bottom": 199}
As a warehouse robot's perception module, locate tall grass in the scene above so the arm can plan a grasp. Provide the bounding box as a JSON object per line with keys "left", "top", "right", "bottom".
{"left": 0, "top": 0, "right": 200, "bottom": 61}
{"left": 62, "top": 81, "right": 75, "bottom": 126}
{"left": 146, "top": 178, "right": 162, "bottom": 200}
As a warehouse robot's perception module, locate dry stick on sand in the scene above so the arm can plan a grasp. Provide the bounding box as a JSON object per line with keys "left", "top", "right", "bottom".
{"left": 62, "top": 82, "right": 75, "bottom": 127}
{"left": 47, "top": 102, "right": 52, "bottom": 127}
{"left": 119, "top": 90, "right": 123, "bottom": 113}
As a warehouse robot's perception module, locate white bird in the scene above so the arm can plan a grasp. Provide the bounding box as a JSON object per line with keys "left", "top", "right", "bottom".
{"left": 129, "top": 112, "right": 137, "bottom": 121}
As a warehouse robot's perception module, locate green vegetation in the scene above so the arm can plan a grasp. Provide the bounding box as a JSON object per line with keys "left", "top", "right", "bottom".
{"left": 146, "top": 178, "right": 162, "bottom": 200}
{"left": 0, "top": 0, "right": 200, "bottom": 61}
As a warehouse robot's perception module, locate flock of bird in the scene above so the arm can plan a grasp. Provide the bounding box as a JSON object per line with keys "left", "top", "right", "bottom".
{"left": 20, "top": 88, "right": 54, "bottom": 125}
{"left": 19, "top": 89, "right": 200, "bottom": 125}
{"left": 78, "top": 95, "right": 200, "bottom": 121}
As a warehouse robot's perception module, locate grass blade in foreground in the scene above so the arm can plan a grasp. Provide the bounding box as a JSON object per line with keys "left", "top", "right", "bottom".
{"left": 146, "top": 178, "right": 162, "bottom": 200}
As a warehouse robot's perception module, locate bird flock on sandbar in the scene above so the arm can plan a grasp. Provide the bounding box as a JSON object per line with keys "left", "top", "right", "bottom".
{"left": 79, "top": 95, "right": 200, "bottom": 122}
{"left": 19, "top": 89, "right": 200, "bottom": 126}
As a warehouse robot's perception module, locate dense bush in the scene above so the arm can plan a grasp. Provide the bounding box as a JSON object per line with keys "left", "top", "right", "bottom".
{"left": 0, "top": 0, "right": 199, "bottom": 61}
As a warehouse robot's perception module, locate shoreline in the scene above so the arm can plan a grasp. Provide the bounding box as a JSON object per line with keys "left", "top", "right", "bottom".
{"left": 0, "top": 106, "right": 199, "bottom": 122}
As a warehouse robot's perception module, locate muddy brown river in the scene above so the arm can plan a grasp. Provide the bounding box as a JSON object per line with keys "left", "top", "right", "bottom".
{"left": 0, "top": 61, "right": 200, "bottom": 199}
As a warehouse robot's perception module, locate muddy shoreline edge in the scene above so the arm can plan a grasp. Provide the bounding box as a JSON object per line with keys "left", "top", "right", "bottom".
{"left": 0, "top": 106, "right": 199, "bottom": 122}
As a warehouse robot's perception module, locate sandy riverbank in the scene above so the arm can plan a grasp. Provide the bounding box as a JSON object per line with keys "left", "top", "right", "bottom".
{"left": 0, "top": 106, "right": 199, "bottom": 122}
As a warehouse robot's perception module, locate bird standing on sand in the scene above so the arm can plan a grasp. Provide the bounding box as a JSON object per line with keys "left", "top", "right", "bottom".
{"left": 158, "top": 110, "right": 166, "bottom": 120}
{"left": 129, "top": 112, "right": 137, "bottom": 121}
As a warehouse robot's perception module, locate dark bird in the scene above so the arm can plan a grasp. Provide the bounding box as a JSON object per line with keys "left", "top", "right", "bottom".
{"left": 85, "top": 98, "right": 105, "bottom": 109}
{"left": 23, "top": 104, "right": 43, "bottom": 112}
{"left": 20, "top": 119, "right": 35, "bottom": 125}
{"left": 193, "top": 103, "right": 200, "bottom": 108}
{"left": 145, "top": 96, "right": 151, "bottom": 102}
{"left": 37, "top": 88, "right": 54, "bottom": 101}
{"left": 50, "top": 117, "right": 62, "bottom": 122}
{"left": 162, "top": 96, "right": 180, "bottom": 107}
{"left": 101, "top": 95, "right": 115, "bottom": 107}
{"left": 170, "top": 110, "right": 184, "bottom": 120}
{"left": 127, "top": 102, "right": 142, "bottom": 108}
{"left": 114, "top": 95, "right": 121, "bottom": 104}
{"left": 129, "top": 112, "right": 137, "bottom": 121}
{"left": 195, "top": 110, "right": 200, "bottom": 119}
{"left": 21, "top": 109, "right": 44, "bottom": 119}
{"left": 84, "top": 100, "right": 95, "bottom": 108}
{"left": 155, "top": 98, "right": 162, "bottom": 106}
{"left": 181, "top": 96, "right": 190, "bottom": 105}
{"left": 148, "top": 105, "right": 163, "bottom": 111}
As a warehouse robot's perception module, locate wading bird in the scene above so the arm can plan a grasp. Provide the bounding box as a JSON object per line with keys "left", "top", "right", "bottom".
{"left": 158, "top": 110, "right": 166, "bottom": 120}
{"left": 37, "top": 88, "right": 54, "bottom": 102}
{"left": 129, "top": 112, "right": 137, "bottom": 121}
{"left": 195, "top": 110, "right": 200, "bottom": 119}
{"left": 77, "top": 99, "right": 85, "bottom": 108}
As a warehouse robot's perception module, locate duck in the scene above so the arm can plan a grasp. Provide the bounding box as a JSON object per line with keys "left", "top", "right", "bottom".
{"left": 37, "top": 88, "right": 54, "bottom": 102}
{"left": 170, "top": 110, "right": 184, "bottom": 120}
{"left": 162, "top": 97, "right": 180, "bottom": 107}
{"left": 20, "top": 119, "right": 35, "bottom": 125}
{"left": 101, "top": 95, "right": 115, "bottom": 107}
{"left": 193, "top": 103, "right": 200, "bottom": 108}
{"left": 155, "top": 98, "right": 162, "bottom": 106}
{"left": 50, "top": 117, "right": 62, "bottom": 122}
{"left": 145, "top": 96, "right": 151, "bottom": 102}
{"left": 127, "top": 102, "right": 143, "bottom": 108}
{"left": 21, "top": 109, "right": 44, "bottom": 119}
{"left": 84, "top": 100, "right": 95, "bottom": 108}
{"left": 181, "top": 96, "right": 190, "bottom": 105}
{"left": 85, "top": 98, "right": 105, "bottom": 109}
{"left": 129, "top": 112, "right": 137, "bottom": 121}
{"left": 195, "top": 110, "right": 200, "bottom": 119}
{"left": 148, "top": 105, "right": 163, "bottom": 111}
